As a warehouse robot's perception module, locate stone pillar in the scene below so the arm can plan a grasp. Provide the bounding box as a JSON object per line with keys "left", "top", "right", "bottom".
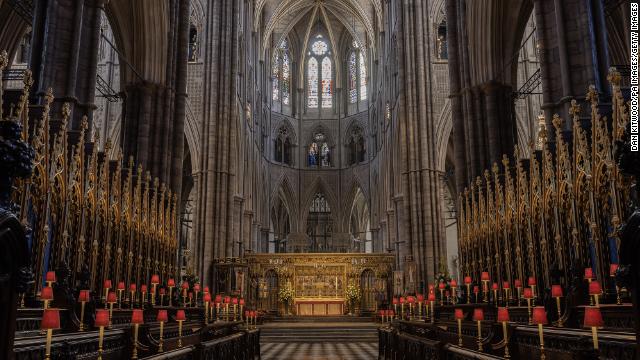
{"left": 533, "top": 0, "right": 610, "bottom": 133}
{"left": 195, "top": 0, "right": 240, "bottom": 286}
{"left": 29, "top": 0, "right": 106, "bottom": 143}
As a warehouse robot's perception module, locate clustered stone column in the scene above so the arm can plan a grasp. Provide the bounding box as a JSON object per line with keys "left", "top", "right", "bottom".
{"left": 29, "top": 0, "right": 106, "bottom": 144}
{"left": 395, "top": 0, "right": 447, "bottom": 290}
{"left": 194, "top": 0, "right": 240, "bottom": 285}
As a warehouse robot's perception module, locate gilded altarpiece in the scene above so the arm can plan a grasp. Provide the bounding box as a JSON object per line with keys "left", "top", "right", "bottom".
{"left": 246, "top": 253, "right": 394, "bottom": 315}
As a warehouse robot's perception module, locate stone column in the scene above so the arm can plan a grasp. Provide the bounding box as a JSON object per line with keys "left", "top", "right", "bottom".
{"left": 29, "top": 0, "right": 106, "bottom": 143}
{"left": 533, "top": 0, "right": 610, "bottom": 134}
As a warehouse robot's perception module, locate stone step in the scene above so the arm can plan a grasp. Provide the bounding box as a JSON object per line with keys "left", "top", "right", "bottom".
{"left": 259, "top": 322, "right": 380, "bottom": 343}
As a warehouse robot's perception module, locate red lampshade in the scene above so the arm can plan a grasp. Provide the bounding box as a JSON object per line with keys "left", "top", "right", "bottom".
{"left": 131, "top": 309, "right": 144, "bottom": 324}
{"left": 141, "top": 284, "right": 148, "bottom": 293}
{"left": 204, "top": 286, "right": 210, "bottom": 294}
{"left": 117, "top": 281, "right": 125, "bottom": 290}
{"left": 454, "top": 308, "right": 464, "bottom": 320}
{"left": 583, "top": 307, "right": 604, "bottom": 328}
{"left": 532, "top": 307, "right": 548, "bottom": 325}
{"left": 239, "top": 298, "right": 245, "bottom": 306}
{"left": 399, "top": 297, "right": 405, "bottom": 304}
{"left": 41, "top": 286, "right": 54, "bottom": 300}
{"left": 514, "top": 279, "right": 522, "bottom": 288}
{"left": 429, "top": 284, "right": 435, "bottom": 291}
{"left": 151, "top": 275, "right": 160, "bottom": 284}
{"left": 584, "top": 267, "right": 594, "bottom": 280}
{"left": 194, "top": 284, "right": 201, "bottom": 292}
{"left": 167, "top": 278, "right": 176, "bottom": 287}
{"left": 439, "top": 282, "right": 446, "bottom": 290}
{"left": 232, "top": 297, "right": 238, "bottom": 305}
{"left": 464, "top": 276, "right": 472, "bottom": 284}
{"left": 176, "top": 310, "right": 186, "bottom": 321}
{"left": 523, "top": 288, "right": 533, "bottom": 299}
{"left": 181, "top": 281, "right": 189, "bottom": 290}
{"left": 245, "top": 310, "right": 250, "bottom": 318}
{"left": 387, "top": 310, "right": 394, "bottom": 316}
{"left": 407, "top": 296, "right": 415, "bottom": 304}
{"left": 492, "top": 283, "right": 499, "bottom": 290}
{"left": 450, "top": 279, "right": 457, "bottom": 287}
{"left": 609, "top": 264, "right": 619, "bottom": 277}
{"left": 224, "top": 296, "right": 231, "bottom": 304}
{"left": 473, "top": 308, "right": 484, "bottom": 321}
{"left": 481, "top": 272, "right": 490, "bottom": 281}
{"left": 589, "top": 280, "right": 602, "bottom": 295}
{"left": 157, "top": 309, "right": 168, "bottom": 322}
{"left": 392, "top": 297, "right": 398, "bottom": 305}
{"left": 45, "top": 271, "right": 56, "bottom": 283}
{"left": 215, "top": 295, "right": 222, "bottom": 304}
{"left": 417, "top": 294, "right": 424, "bottom": 302}
{"left": 78, "top": 290, "right": 91, "bottom": 302}
{"left": 41, "top": 309, "right": 61, "bottom": 330}
{"left": 159, "top": 288, "right": 166, "bottom": 295}
{"left": 95, "top": 309, "right": 110, "bottom": 327}
{"left": 130, "top": 283, "right": 137, "bottom": 292}
{"left": 107, "top": 291, "right": 117, "bottom": 303}
{"left": 188, "top": 292, "right": 193, "bottom": 299}
{"left": 502, "top": 281, "right": 510, "bottom": 289}
{"left": 497, "top": 307, "right": 510, "bottom": 322}
{"left": 103, "top": 279, "right": 112, "bottom": 289}
{"left": 551, "top": 285, "right": 563, "bottom": 298}
{"left": 203, "top": 293, "right": 212, "bottom": 302}
{"left": 528, "top": 277, "right": 536, "bottom": 286}
{"left": 428, "top": 293, "right": 436, "bottom": 302}
{"left": 473, "top": 285, "right": 479, "bottom": 294}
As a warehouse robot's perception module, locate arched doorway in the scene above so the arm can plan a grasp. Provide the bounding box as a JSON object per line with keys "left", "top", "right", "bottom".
{"left": 262, "top": 269, "right": 279, "bottom": 313}
{"left": 360, "top": 269, "right": 377, "bottom": 313}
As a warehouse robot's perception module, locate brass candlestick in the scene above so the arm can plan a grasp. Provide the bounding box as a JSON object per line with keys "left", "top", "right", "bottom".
{"left": 130, "top": 291, "right": 136, "bottom": 309}
{"left": 466, "top": 284, "right": 471, "bottom": 304}
{"left": 177, "top": 320, "right": 183, "bottom": 348}
{"left": 168, "top": 287, "right": 174, "bottom": 306}
{"left": 477, "top": 321, "right": 483, "bottom": 351}
{"left": 44, "top": 328, "right": 53, "bottom": 360}
{"left": 555, "top": 297, "right": 563, "bottom": 327}
{"left": 132, "top": 324, "right": 140, "bottom": 359}
{"left": 516, "top": 287, "right": 522, "bottom": 307}
{"left": 526, "top": 299, "right": 532, "bottom": 325}
{"left": 79, "top": 301, "right": 86, "bottom": 331}
{"left": 104, "top": 287, "right": 109, "bottom": 309}
{"left": 151, "top": 284, "right": 157, "bottom": 306}
{"left": 204, "top": 301, "right": 209, "bottom": 325}
{"left": 108, "top": 302, "right": 114, "bottom": 328}
{"left": 587, "top": 278, "right": 594, "bottom": 306}
{"left": 538, "top": 324, "right": 545, "bottom": 360}
{"left": 457, "top": 318, "right": 463, "bottom": 346}
{"left": 430, "top": 301, "right": 435, "bottom": 324}
{"left": 531, "top": 285, "right": 537, "bottom": 306}
{"left": 158, "top": 321, "right": 164, "bottom": 353}
{"left": 502, "top": 321, "right": 510, "bottom": 358}
{"left": 233, "top": 304, "right": 238, "bottom": 321}
{"left": 504, "top": 288, "right": 510, "bottom": 307}
{"left": 98, "top": 326, "right": 105, "bottom": 360}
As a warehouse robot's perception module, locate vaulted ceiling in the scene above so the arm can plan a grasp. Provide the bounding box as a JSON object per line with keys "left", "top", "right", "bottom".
{"left": 258, "top": 0, "right": 378, "bottom": 58}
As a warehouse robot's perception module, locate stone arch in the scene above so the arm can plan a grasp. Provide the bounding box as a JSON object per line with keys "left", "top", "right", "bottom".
{"left": 185, "top": 101, "right": 201, "bottom": 173}
{"left": 272, "top": 117, "right": 297, "bottom": 145}
{"left": 300, "top": 176, "right": 338, "bottom": 226}
{"left": 435, "top": 99, "right": 452, "bottom": 172}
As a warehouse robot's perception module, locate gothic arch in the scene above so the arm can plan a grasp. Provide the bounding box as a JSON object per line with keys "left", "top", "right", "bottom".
{"left": 272, "top": 118, "right": 297, "bottom": 145}
{"left": 435, "top": 99, "right": 452, "bottom": 172}
{"left": 185, "top": 100, "right": 201, "bottom": 173}
{"left": 300, "top": 177, "right": 338, "bottom": 226}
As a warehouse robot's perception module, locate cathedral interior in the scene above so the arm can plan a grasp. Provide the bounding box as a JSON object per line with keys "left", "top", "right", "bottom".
{"left": 0, "top": 0, "right": 638, "bottom": 359}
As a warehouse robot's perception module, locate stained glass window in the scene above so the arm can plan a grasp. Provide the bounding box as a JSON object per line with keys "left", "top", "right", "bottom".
{"left": 349, "top": 52, "right": 357, "bottom": 103}
{"left": 308, "top": 57, "right": 319, "bottom": 108}
{"left": 312, "top": 40, "right": 328, "bottom": 56}
{"left": 272, "top": 52, "right": 280, "bottom": 101}
{"left": 321, "top": 57, "right": 332, "bottom": 108}
{"left": 272, "top": 39, "right": 291, "bottom": 106}
{"left": 359, "top": 53, "right": 367, "bottom": 101}
{"left": 282, "top": 51, "right": 290, "bottom": 105}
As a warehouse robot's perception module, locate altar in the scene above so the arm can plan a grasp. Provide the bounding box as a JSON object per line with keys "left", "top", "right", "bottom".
{"left": 246, "top": 253, "right": 394, "bottom": 315}
{"left": 294, "top": 298, "right": 345, "bottom": 316}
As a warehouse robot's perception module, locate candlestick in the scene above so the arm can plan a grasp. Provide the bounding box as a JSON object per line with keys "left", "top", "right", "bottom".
{"left": 132, "top": 323, "right": 140, "bottom": 359}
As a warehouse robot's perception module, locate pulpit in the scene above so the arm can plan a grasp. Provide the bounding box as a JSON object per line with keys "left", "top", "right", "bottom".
{"left": 294, "top": 298, "right": 344, "bottom": 316}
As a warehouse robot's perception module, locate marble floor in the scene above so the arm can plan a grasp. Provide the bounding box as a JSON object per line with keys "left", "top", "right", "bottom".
{"left": 261, "top": 342, "right": 378, "bottom": 360}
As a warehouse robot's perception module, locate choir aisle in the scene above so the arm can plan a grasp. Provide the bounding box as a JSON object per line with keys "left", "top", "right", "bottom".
{"left": 259, "top": 317, "right": 379, "bottom": 360}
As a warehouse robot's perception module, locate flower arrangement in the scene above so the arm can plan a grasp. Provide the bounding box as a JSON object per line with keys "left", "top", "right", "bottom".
{"left": 345, "top": 283, "right": 361, "bottom": 314}
{"left": 278, "top": 284, "right": 294, "bottom": 304}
